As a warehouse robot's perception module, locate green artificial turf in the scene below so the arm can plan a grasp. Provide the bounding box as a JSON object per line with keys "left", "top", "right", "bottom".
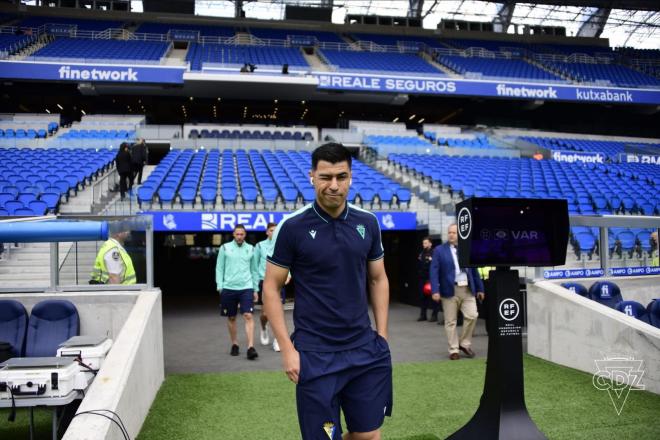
{"left": 2, "top": 356, "right": 658, "bottom": 439}
{"left": 136, "top": 355, "right": 659, "bottom": 440}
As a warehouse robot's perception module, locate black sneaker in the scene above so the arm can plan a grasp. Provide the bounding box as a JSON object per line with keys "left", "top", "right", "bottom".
{"left": 247, "top": 347, "right": 258, "bottom": 360}
{"left": 230, "top": 344, "right": 239, "bottom": 356}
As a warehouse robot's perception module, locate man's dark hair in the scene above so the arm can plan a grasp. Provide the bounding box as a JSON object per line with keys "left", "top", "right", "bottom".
{"left": 120, "top": 142, "right": 129, "bottom": 150}
{"left": 422, "top": 236, "right": 432, "bottom": 243}
{"left": 234, "top": 224, "right": 247, "bottom": 232}
{"left": 267, "top": 222, "right": 277, "bottom": 229}
{"left": 311, "top": 143, "right": 352, "bottom": 170}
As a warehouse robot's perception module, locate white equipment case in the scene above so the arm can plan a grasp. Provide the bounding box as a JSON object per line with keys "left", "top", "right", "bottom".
{"left": 56, "top": 335, "right": 113, "bottom": 372}
{"left": 0, "top": 357, "right": 79, "bottom": 399}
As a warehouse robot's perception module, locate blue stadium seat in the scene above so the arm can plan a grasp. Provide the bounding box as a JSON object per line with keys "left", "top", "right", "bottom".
{"left": 642, "top": 299, "right": 660, "bottom": 328}
{"left": 588, "top": 281, "right": 623, "bottom": 308}
{"left": 0, "top": 299, "right": 28, "bottom": 357}
{"left": 614, "top": 301, "right": 647, "bottom": 319}
{"left": 25, "top": 300, "right": 80, "bottom": 357}
{"left": 560, "top": 282, "right": 588, "bottom": 297}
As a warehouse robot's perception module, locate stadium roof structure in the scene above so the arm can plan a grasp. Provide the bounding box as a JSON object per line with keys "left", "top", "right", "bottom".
{"left": 176, "top": 0, "right": 660, "bottom": 49}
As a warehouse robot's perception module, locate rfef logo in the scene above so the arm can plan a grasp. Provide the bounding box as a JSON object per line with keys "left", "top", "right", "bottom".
{"left": 457, "top": 207, "right": 471, "bottom": 240}
{"left": 499, "top": 298, "right": 519, "bottom": 322}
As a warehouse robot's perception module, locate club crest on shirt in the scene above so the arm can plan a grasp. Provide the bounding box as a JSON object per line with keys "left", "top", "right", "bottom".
{"left": 356, "top": 224, "right": 366, "bottom": 239}
{"left": 309, "top": 229, "right": 317, "bottom": 239}
{"left": 323, "top": 422, "right": 335, "bottom": 439}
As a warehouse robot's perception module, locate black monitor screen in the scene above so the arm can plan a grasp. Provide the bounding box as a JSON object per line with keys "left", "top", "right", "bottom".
{"left": 458, "top": 198, "right": 568, "bottom": 267}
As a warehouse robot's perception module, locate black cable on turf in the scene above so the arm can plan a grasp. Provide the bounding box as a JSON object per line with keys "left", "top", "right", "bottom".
{"left": 85, "top": 409, "right": 130, "bottom": 438}
{"left": 72, "top": 411, "right": 130, "bottom": 440}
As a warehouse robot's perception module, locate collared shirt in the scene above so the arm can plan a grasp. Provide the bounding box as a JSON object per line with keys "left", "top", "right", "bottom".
{"left": 450, "top": 244, "right": 468, "bottom": 284}
{"left": 215, "top": 240, "right": 254, "bottom": 291}
{"left": 268, "top": 201, "right": 384, "bottom": 352}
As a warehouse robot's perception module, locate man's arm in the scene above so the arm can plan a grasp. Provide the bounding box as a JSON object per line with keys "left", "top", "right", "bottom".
{"left": 368, "top": 258, "right": 389, "bottom": 340}
{"left": 215, "top": 245, "right": 225, "bottom": 292}
{"left": 263, "top": 262, "right": 300, "bottom": 382}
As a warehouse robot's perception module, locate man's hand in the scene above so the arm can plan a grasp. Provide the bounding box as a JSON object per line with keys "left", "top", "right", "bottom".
{"left": 431, "top": 293, "right": 441, "bottom": 302}
{"left": 477, "top": 292, "right": 485, "bottom": 302}
{"left": 253, "top": 291, "right": 259, "bottom": 303}
{"left": 282, "top": 347, "right": 301, "bottom": 384}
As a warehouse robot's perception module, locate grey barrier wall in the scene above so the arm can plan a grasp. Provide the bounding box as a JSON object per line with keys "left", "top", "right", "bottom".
{"left": 527, "top": 279, "right": 660, "bottom": 395}
{"left": 1, "top": 290, "right": 163, "bottom": 440}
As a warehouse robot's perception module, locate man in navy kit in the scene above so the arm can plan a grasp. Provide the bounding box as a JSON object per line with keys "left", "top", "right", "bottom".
{"left": 263, "top": 143, "right": 392, "bottom": 440}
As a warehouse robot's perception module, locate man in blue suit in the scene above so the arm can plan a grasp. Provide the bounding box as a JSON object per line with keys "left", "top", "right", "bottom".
{"left": 430, "top": 224, "right": 485, "bottom": 360}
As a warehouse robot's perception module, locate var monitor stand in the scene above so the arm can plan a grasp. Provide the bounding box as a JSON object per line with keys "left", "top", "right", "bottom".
{"left": 447, "top": 267, "right": 546, "bottom": 440}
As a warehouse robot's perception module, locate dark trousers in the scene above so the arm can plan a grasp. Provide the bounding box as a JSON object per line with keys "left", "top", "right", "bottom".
{"left": 419, "top": 279, "right": 440, "bottom": 318}
{"left": 119, "top": 172, "right": 132, "bottom": 199}
{"left": 131, "top": 163, "right": 144, "bottom": 185}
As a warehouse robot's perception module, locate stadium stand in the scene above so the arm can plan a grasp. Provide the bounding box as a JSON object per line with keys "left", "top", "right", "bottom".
{"left": 189, "top": 128, "right": 314, "bottom": 140}
{"left": 137, "top": 149, "right": 406, "bottom": 210}
{"left": 59, "top": 129, "right": 135, "bottom": 140}
{"left": 438, "top": 55, "right": 563, "bottom": 81}
{"left": 186, "top": 42, "right": 308, "bottom": 71}
{"left": 18, "top": 16, "right": 123, "bottom": 32}
{"left": 32, "top": 37, "right": 170, "bottom": 63}
{"left": 0, "top": 33, "right": 37, "bottom": 58}
{"left": 0, "top": 147, "right": 116, "bottom": 215}
{"left": 387, "top": 154, "right": 658, "bottom": 216}
{"left": 352, "top": 33, "right": 443, "bottom": 48}
{"left": 135, "top": 22, "right": 235, "bottom": 38}
{"left": 541, "top": 61, "right": 660, "bottom": 88}
{"left": 318, "top": 49, "right": 443, "bottom": 74}
{"left": 248, "top": 27, "right": 344, "bottom": 44}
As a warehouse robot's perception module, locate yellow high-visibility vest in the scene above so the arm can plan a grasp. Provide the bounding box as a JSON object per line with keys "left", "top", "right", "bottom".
{"left": 91, "top": 239, "right": 136, "bottom": 284}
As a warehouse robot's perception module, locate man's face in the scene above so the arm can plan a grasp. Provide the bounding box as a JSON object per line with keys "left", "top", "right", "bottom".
{"left": 447, "top": 225, "right": 458, "bottom": 246}
{"left": 266, "top": 226, "right": 276, "bottom": 239}
{"left": 422, "top": 239, "right": 432, "bottom": 250}
{"left": 310, "top": 160, "right": 351, "bottom": 213}
{"left": 233, "top": 228, "right": 246, "bottom": 245}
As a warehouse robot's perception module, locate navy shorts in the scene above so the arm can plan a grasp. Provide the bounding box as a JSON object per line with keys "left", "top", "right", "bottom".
{"left": 220, "top": 289, "right": 254, "bottom": 317}
{"left": 257, "top": 280, "right": 286, "bottom": 305}
{"left": 296, "top": 332, "right": 393, "bottom": 439}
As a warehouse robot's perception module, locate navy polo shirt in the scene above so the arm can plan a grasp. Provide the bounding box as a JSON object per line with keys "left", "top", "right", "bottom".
{"left": 267, "top": 201, "right": 384, "bottom": 352}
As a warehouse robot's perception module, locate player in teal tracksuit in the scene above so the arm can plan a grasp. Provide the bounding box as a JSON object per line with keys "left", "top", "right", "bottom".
{"left": 216, "top": 224, "right": 258, "bottom": 360}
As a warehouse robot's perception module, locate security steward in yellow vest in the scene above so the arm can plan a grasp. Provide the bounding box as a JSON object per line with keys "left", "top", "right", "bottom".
{"left": 91, "top": 229, "right": 136, "bottom": 285}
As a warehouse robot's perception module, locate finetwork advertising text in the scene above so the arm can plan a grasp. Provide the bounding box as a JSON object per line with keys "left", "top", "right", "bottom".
{"left": 552, "top": 151, "right": 604, "bottom": 164}
{"left": 496, "top": 84, "right": 558, "bottom": 99}
{"left": 59, "top": 65, "right": 138, "bottom": 81}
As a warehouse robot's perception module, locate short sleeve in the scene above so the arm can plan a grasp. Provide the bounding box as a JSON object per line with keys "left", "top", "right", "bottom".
{"left": 368, "top": 215, "right": 384, "bottom": 261}
{"left": 267, "top": 221, "right": 295, "bottom": 269}
{"left": 104, "top": 248, "right": 124, "bottom": 275}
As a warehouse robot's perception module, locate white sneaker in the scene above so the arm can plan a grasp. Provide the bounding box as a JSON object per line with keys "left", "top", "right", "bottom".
{"left": 260, "top": 325, "right": 270, "bottom": 346}
{"left": 273, "top": 338, "right": 280, "bottom": 352}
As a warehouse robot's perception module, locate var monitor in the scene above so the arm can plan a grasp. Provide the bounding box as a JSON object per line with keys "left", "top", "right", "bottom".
{"left": 456, "top": 197, "right": 569, "bottom": 267}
